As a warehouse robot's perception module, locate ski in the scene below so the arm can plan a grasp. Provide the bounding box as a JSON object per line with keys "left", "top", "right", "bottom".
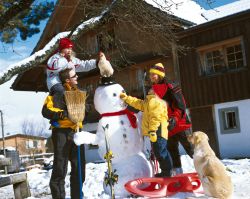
{"left": 103, "top": 124, "right": 118, "bottom": 199}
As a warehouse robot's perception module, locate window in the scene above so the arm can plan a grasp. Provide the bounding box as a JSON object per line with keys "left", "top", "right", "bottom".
{"left": 198, "top": 37, "right": 246, "bottom": 76}
{"left": 218, "top": 107, "right": 240, "bottom": 134}
{"left": 26, "top": 140, "right": 34, "bottom": 148}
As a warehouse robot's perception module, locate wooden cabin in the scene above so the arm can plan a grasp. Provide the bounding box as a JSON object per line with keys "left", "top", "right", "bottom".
{"left": 11, "top": 0, "right": 193, "bottom": 123}
{"left": 178, "top": 9, "right": 250, "bottom": 158}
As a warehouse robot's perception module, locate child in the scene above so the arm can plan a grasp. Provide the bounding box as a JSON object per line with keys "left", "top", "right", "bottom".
{"left": 120, "top": 89, "right": 173, "bottom": 177}
{"left": 149, "top": 62, "right": 193, "bottom": 175}
{"left": 47, "top": 37, "right": 97, "bottom": 109}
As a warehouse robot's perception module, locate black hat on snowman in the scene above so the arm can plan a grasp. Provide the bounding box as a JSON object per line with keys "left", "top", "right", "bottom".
{"left": 99, "top": 76, "right": 116, "bottom": 86}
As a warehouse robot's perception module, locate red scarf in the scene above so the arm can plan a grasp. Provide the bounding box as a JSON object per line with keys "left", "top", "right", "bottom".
{"left": 100, "top": 109, "right": 137, "bottom": 129}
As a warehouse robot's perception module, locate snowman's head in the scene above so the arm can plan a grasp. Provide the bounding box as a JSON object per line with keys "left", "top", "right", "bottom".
{"left": 94, "top": 83, "right": 127, "bottom": 114}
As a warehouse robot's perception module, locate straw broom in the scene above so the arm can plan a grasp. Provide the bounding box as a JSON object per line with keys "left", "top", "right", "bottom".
{"left": 64, "top": 90, "right": 87, "bottom": 199}
{"left": 64, "top": 90, "right": 87, "bottom": 131}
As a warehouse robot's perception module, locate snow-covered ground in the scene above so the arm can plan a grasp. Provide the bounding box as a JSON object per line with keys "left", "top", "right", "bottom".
{"left": 1, "top": 155, "right": 250, "bottom": 199}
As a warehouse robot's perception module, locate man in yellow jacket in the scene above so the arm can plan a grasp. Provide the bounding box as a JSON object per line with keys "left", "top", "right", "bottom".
{"left": 42, "top": 68, "right": 85, "bottom": 199}
{"left": 120, "top": 89, "right": 173, "bottom": 177}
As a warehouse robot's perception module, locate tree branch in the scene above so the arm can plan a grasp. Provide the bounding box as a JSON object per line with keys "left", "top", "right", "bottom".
{"left": 0, "top": 0, "right": 34, "bottom": 31}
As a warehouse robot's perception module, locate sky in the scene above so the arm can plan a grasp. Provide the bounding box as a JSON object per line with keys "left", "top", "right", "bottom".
{"left": 196, "top": 0, "right": 239, "bottom": 9}
{"left": 0, "top": 20, "right": 49, "bottom": 136}
{"left": 0, "top": 0, "right": 241, "bottom": 136}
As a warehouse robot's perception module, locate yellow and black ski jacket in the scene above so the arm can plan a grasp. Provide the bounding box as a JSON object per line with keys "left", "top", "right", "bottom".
{"left": 42, "top": 83, "right": 83, "bottom": 131}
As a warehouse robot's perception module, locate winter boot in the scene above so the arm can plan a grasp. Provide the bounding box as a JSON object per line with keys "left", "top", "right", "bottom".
{"left": 155, "top": 171, "right": 171, "bottom": 177}
{"left": 171, "top": 167, "right": 183, "bottom": 176}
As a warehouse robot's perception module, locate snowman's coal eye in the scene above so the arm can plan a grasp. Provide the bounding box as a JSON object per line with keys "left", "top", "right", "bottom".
{"left": 113, "top": 93, "right": 117, "bottom": 97}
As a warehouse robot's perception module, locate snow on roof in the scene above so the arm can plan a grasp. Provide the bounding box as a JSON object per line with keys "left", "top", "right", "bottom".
{"left": 201, "top": 0, "right": 250, "bottom": 22}
{"left": 0, "top": 1, "right": 112, "bottom": 83}
{"left": 145, "top": 0, "right": 207, "bottom": 25}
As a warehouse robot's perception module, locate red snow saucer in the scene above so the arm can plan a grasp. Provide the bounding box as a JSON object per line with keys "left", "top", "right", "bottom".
{"left": 124, "top": 172, "right": 203, "bottom": 198}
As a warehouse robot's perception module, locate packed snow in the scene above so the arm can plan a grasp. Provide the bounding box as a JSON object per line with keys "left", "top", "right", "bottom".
{"left": 145, "top": 0, "right": 207, "bottom": 24}
{"left": 0, "top": 155, "right": 250, "bottom": 199}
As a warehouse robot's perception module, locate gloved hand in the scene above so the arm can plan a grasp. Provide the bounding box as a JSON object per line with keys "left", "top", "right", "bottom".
{"left": 120, "top": 92, "right": 127, "bottom": 100}
{"left": 168, "top": 117, "right": 176, "bottom": 131}
{"left": 149, "top": 131, "right": 157, "bottom": 142}
{"left": 59, "top": 111, "right": 68, "bottom": 120}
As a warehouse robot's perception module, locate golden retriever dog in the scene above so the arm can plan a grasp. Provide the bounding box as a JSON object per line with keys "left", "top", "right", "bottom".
{"left": 187, "top": 131, "right": 233, "bottom": 199}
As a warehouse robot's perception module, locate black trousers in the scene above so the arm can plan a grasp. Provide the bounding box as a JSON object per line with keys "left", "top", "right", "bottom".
{"left": 167, "top": 129, "right": 194, "bottom": 168}
{"left": 50, "top": 128, "right": 86, "bottom": 199}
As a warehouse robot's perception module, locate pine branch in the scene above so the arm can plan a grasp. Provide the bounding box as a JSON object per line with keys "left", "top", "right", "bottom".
{"left": 0, "top": 0, "right": 117, "bottom": 85}
{"left": 0, "top": 0, "right": 34, "bottom": 32}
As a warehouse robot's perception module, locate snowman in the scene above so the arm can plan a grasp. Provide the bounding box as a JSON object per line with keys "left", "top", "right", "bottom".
{"left": 74, "top": 77, "right": 152, "bottom": 197}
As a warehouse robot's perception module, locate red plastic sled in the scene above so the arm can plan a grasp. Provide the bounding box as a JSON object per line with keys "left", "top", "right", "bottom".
{"left": 124, "top": 172, "right": 202, "bottom": 198}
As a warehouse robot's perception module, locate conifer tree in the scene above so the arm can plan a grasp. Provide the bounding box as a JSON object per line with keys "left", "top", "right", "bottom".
{"left": 0, "top": 0, "right": 54, "bottom": 43}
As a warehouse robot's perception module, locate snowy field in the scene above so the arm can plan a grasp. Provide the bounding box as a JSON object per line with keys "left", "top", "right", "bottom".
{"left": 0, "top": 155, "right": 250, "bottom": 199}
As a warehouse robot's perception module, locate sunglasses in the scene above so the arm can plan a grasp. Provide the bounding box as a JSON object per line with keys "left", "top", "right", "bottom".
{"left": 70, "top": 74, "right": 77, "bottom": 79}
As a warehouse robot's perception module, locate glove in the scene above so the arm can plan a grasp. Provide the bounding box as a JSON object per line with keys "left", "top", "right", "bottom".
{"left": 168, "top": 117, "right": 176, "bottom": 131}
{"left": 59, "top": 111, "right": 68, "bottom": 120}
{"left": 120, "top": 92, "right": 127, "bottom": 100}
{"left": 149, "top": 131, "right": 157, "bottom": 142}
{"left": 50, "top": 120, "right": 60, "bottom": 128}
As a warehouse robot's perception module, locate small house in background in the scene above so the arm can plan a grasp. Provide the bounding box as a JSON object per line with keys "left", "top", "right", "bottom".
{"left": 178, "top": 1, "right": 250, "bottom": 158}
{"left": 0, "top": 134, "right": 47, "bottom": 155}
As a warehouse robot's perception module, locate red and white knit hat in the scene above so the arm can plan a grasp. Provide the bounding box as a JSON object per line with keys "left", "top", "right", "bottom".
{"left": 58, "top": 38, "right": 73, "bottom": 51}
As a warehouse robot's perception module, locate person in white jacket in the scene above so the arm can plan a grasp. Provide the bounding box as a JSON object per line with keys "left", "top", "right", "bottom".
{"left": 47, "top": 37, "right": 98, "bottom": 109}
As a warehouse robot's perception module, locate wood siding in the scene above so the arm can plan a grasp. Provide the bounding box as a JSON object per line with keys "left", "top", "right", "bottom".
{"left": 190, "top": 106, "right": 219, "bottom": 156}
{"left": 179, "top": 12, "right": 250, "bottom": 108}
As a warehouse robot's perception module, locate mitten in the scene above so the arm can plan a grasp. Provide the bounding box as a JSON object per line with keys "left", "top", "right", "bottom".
{"left": 149, "top": 131, "right": 157, "bottom": 142}
{"left": 120, "top": 92, "right": 127, "bottom": 100}
{"left": 168, "top": 117, "right": 176, "bottom": 131}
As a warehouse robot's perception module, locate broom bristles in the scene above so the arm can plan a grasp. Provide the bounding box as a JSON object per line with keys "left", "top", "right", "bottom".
{"left": 64, "top": 90, "right": 87, "bottom": 124}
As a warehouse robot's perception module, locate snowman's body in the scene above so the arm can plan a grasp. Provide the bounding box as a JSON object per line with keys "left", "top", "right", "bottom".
{"left": 96, "top": 115, "right": 142, "bottom": 163}
{"left": 94, "top": 83, "right": 152, "bottom": 197}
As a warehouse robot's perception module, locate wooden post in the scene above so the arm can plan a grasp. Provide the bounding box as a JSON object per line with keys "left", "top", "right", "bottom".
{"left": 0, "top": 157, "right": 12, "bottom": 166}
{"left": 0, "top": 110, "right": 7, "bottom": 174}
{"left": 171, "top": 42, "right": 182, "bottom": 87}
{"left": 0, "top": 173, "right": 31, "bottom": 199}
{"left": 13, "top": 178, "right": 31, "bottom": 199}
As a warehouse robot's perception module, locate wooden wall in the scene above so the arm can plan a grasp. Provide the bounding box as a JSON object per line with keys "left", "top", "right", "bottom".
{"left": 190, "top": 106, "right": 219, "bottom": 156}
{"left": 179, "top": 12, "right": 250, "bottom": 109}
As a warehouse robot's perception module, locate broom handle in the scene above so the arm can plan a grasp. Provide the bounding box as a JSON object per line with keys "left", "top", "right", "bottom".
{"left": 77, "top": 145, "right": 83, "bottom": 199}
{"left": 76, "top": 124, "right": 83, "bottom": 199}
